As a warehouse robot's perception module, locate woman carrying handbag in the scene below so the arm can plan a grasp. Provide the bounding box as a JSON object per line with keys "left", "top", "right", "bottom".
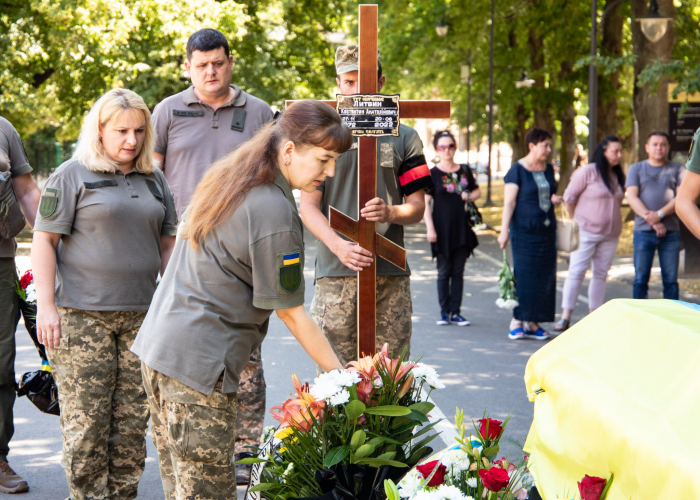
{"left": 555, "top": 136, "right": 625, "bottom": 331}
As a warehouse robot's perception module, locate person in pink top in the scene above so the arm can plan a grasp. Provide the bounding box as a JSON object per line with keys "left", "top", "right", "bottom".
{"left": 554, "top": 136, "right": 624, "bottom": 331}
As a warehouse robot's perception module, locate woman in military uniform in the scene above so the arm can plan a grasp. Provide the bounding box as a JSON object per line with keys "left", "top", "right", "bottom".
{"left": 131, "top": 100, "right": 350, "bottom": 500}
{"left": 32, "top": 88, "right": 178, "bottom": 500}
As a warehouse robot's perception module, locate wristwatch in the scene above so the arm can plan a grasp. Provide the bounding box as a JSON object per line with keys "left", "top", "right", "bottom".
{"left": 657, "top": 210, "right": 665, "bottom": 220}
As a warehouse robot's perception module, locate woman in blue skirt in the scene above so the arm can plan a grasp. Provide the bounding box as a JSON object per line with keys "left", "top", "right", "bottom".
{"left": 497, "top": 128, "right": 562, "bottom": 340}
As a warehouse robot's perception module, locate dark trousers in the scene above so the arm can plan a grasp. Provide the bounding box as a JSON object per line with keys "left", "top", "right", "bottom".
{"left": 633, "top": 230, "right": 680, "bottom": 300}
{"left": 0, "top": 258, "right": 20, "bottom": 462}
{"left": 436, "top": 246, "right": 470, "bottom": 316}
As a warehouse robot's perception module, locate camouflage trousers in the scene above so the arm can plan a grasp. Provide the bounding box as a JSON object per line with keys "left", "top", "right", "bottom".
{"left": 47, "top": 308, "right": 149, "bottom": 500}
{"left": 310, "top": 276, "right": 413, "bottom": 370}
{"left": 234, "top": 346, "right": 265, "bottom": 455}
{"left": 142, "top": 363, "right": 237, "bottom": 500}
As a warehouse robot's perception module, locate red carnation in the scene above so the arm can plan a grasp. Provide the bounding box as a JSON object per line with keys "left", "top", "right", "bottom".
{"left": 416, "top": 460, "right": 447, "bottom": 487}
{"left": 19, "top": 270, "right": 33, "bottom": 289}
{"left": 478, "top": 417, "right": 503, "bottom": 440}
{"left": 479, "top": 467, "right": 510, "bottom": 492}
{"left": 578, "top": 475, "right": 607, "bottom": 500}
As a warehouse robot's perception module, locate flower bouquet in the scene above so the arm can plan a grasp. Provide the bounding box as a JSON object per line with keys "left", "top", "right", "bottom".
{"left": 495, "top": 251, "right": 518, "bottom": 310}
{"left": 550, "top": 473, "right": 613, "bottom": 500}
{"left": 244, "top": 345, "right": 444, "bottom": 500}
{"left": 386, "top": 409, "right": 532, "bottom": 500}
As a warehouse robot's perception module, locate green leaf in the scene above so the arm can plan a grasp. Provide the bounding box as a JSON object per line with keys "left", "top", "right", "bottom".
{"left": 363, "top": 405, "right": 412, "bottom": 417}
{"left": 236, "top": 457, "right": 268, "bottom": 464}
{"left": 355, "top": 458, "right": 409, "bottom": 468}
{"left": 377, "top": 451, "right": 396, "bottom": 460}
{"left": 600, "top": 472, "right": 614, "bottom": 500}
{"left": 352, "top": 443, "right": 375, "bottom": 460}
{"left": 323, "top": 446, "right": 350, "bottom": 468}
{"left": 345, "top": 400, "right": 366, "bottom": 421}
{"left": 248, "top": 483, "right": 283, "bottom": 492}
{"left": 366, "top": 433, "right": 405, "bottom": 446}
{"left": 482, "top": 445, "right": 500, "bottom": 458}
{"left": 411, "top": 421, "right": 440, "bottom": 440}
{"left": 409, "top": 402, "right": 435, "bottom": 415}
{"left": 384, "top": 479, "right": 401, "bottom": 500}
{"left": 368, "top": 437, "right": 385, "bottom": 448}
{"left": 405, "top": 409, "right": 429, "bottom": 423}
{"left": 350, "top": 430, "right": 366, "bottom": 451}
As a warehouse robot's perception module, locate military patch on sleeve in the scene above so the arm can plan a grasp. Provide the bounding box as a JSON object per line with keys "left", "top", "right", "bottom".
{"left": 278, "top": 251, "right": 301, "bottom": 293}
{"left": 39, "top": 188, "right": 60, "bottom": 219}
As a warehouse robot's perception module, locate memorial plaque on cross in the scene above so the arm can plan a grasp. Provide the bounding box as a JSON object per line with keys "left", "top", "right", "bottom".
{"left": 287, "top": 4, "right": 450, "bottom": 359}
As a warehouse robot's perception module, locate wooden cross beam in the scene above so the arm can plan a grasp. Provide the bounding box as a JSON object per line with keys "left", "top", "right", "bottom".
{"left": 287, "top": 4, "right": 450, "bottom": 359}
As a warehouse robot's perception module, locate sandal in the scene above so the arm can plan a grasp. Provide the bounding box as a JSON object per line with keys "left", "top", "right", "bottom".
{"left": 524, "top": 325, "right": 550, "bottom": 340}
{"left": 508, "top": 321, "right": 524, "bottom": 340}
{"left": 553, "top": 318, "right": 570, "bottom": 331}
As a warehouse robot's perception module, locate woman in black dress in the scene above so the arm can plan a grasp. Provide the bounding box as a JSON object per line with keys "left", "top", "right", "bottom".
{"left": 497, "top": 128, "right": 561, "bottom": 340}
{"left": 424, "top": 131, "right": 480, "bottom": 326}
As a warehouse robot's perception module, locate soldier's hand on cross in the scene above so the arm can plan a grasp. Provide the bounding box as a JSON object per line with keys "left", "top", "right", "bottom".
{"left": 360, "top": 197, "right": 391, "bottom": 222}
{"left": 333, "top": 240, "right": 374, "bottom": 272}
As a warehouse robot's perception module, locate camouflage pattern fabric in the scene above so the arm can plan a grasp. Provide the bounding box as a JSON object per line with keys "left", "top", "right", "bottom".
{"left": 47, "top": 307, "right": 149, "bottom": 500}
{"left": 310, "top": 275, "right": 412, "bottom": 370}
{"left": 0, "top": 259, "right": 20, "bottom": 462}
{"left": 234, "top": 346, "right": 265, "bottom": 455}
{"left": 142, "top": 363, "right": 237, "bottom": 500}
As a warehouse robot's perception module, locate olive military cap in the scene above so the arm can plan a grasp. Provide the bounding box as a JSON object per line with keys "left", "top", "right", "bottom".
{"left": 687, "top": 128, "right": 700, "bottom": 175}
{"left": 334, "top": 44, "right": 381, "bottom": 75}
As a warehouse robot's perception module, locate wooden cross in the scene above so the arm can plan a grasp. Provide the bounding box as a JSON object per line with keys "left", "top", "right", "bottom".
{"left": 288, "top": 4, "right": 450, "bottom": 359}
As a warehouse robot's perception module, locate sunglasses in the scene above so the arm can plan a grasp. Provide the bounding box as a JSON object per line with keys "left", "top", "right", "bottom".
{"left": 437, "top": 144, "right": 456, "bottom": 151}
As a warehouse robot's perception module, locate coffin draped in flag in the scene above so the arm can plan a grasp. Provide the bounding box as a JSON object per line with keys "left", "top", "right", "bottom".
{"left": 523, "top": 299, "right": 700, "bottom": 500}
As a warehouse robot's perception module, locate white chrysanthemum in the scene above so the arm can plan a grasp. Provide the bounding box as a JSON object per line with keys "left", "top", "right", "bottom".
{"left": 441, "top": 448, "right": 471, "bottom": 472}
{"left": 329, "top": 369, "right": 362, "bottom": 387}
{"left": 436, "top": 485, "right": 472, "bottom": 500}
{"left": 466, "top": 477, "right": 477, "bottom": 488}
{"left": 398, "top": 471, "right": 423, "bottom": 498}
{"left": 411, "top": 363, "right": 445, "bottom": 389}
{"left": 310, "top": 378, "right": 342, "bottom": 400}
{"left": 329, "top": 389, "right": 350, "bottom": 406}
{"left": 504, "top": 299, "right": 519, "bottom": 309}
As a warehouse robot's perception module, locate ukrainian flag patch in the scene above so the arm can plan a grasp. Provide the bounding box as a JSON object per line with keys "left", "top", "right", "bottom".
{"left": 283, "top": 252, "right": 300, "bottom": 265}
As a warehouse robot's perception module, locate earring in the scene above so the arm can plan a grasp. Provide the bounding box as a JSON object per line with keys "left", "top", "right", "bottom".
{"left": 285, "top": 158, "right": 290, "bottom": 165}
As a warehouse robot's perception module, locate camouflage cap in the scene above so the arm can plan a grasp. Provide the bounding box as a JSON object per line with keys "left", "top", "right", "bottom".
{"left": 335, "top": 44, "right": 381, "bottom": 75}
{"left": 687, "top": 127, "right": 700, "bottom": 175}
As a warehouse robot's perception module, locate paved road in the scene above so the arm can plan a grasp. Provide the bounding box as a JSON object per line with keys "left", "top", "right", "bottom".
{"left": 10, "top": 220, "right": 695, "bottom": 499}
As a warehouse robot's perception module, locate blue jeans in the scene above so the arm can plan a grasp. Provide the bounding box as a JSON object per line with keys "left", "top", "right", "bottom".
{"left": 633, "top": 230, "right": 681, "bottom": 300}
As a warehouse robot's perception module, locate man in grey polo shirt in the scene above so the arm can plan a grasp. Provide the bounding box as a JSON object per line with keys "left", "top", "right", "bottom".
{"left": 151, "top": 28, "right": 273, "bottom": 484}
{"left": 0, "top": 117, "right": 40, "bottom": 494}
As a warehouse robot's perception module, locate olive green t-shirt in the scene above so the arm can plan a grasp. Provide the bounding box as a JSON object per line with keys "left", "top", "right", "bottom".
{"left": 132, "top": 172, "right": 305, "bottom": 395}
{"left": 315, "top": 124, "right": 432, "bottom": 278}
{"left": 687, "top": 128, "right": 700, "bottom": 175}
{"left": 34, "top": 159, "right": 178, "bottom": 310}
{"left": 152, "top": 85, "right": 274, "bottom": 217}
{"left": 0, "top": 117, "right": 32, "bottom": 258}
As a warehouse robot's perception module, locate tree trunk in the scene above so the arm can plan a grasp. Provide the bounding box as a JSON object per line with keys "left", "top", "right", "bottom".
{"left": 512, "top": 103, "right": 528, "bottom": 162}
{"left": 528, "top": 29, "right": 556, "bottom": 136}
{"left": 559, "top": 61, "right": 577, "bottom": 193}
{"left": 596, "top": 0, "right": 624, "bottom": 143}
{"left": 632, "top": 0, "right": 675, "bottom": 160}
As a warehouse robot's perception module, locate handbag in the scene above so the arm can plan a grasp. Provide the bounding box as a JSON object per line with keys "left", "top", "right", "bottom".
{"left": 461, "top": 165, "right": 483, "bottom": 228}
{"left": 557, "top": 204, "right": 580, "bottom": 252}
{"left": 0, "top": 171, "right": 26, "bottom": 240}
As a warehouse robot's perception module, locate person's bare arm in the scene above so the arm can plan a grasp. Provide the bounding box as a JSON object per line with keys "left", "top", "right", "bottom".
{"left": 677, "top": 170, "right": 700, "bottom": 238}
{"left": 299, "top": 189, "right": 373, "bottom": 272}
{"left": 498, "top": 183, "right": 519, "bottom": 249}
{"left": 153, "top": 152, "right": 164, "bottom": 170}
{"left": 360, "top": 190, "right": 425, "bottom": 225}
{"left": 565, "top": 202, "right": 577, "bottom": 218}
{"left": 32, "top": 231, "right": 62, "bottom": 349}
{"left": 645, "top": 198, "right": 677, "bottom": 225}
{"left": 159, "top": 236, "right": 175, "bottom": 275}
{"left": 625, "top": 186, "right": 649, "bottom": 218}
{"left": 467, "top": 187, "right": 481, "bottom": 202}
{"left": 276, "top": 305, "right": 343, "bottom": 372}
{"left": 12, "top": 173, "right": 40, "bottom": 228}
{"left": 424, "top": 194, "right": 436, "bottom": 243}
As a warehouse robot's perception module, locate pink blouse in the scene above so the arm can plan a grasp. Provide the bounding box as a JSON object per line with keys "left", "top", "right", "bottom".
{"left": 563, "top": 163, "right": 623, "bottom": 237}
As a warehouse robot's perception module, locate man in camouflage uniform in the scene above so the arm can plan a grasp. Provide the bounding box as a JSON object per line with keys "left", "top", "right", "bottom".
{"left": 150, "top": 28, "right": 273, "bottom": 483}
{"left": 299, "top": 46, "right": 433, "bottom": 367}
{"left": 0, "top": 116, "right": 40, "bottom": 494}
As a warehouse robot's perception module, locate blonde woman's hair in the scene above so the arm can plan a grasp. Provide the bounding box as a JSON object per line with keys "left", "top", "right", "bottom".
{"left": 184, "top": 100, "right": 353, "bottom": 249}
{"left": 73, "top": 88, "right": 155, "bottom": 174}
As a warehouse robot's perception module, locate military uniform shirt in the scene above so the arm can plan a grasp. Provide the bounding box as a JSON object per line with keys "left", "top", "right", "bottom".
{"left": 315, "top": 124, "right": 432, "bottom": 278}
{"left": 152, "top": 85, "right": 274, "bottom": 217}
{"left": 34, "top": 159, "right": 178, "bottom": 310}
{"left": 0, "top": 117, "right": 32, "bottom": 258}
{"left": 687, "top": 128, "right": 700, "bottom": 175}
{"left": 131, "top": 172, "right": 305, "bottom": 395}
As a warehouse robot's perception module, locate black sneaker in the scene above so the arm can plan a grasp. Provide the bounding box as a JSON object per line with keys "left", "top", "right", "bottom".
{"left": 234, "top": 452, "right": 254, "bottom": 485}
{"left": 436, "top": 313, "right": 450, "bottom": 325}
{"left": 451, "top": 314, "right": 470, "bottom": 326}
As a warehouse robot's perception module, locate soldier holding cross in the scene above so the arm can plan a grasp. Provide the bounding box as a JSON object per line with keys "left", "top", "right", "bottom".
{"left": 300, "top": 45, "right": 434, "bottom": 367}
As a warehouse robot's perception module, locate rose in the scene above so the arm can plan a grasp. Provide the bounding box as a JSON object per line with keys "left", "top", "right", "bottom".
{"left": 416, "top": 460, "right": 447, "bottom": 487}
{"left": 478, "top": 418, "right": 503, "bottom": 440}
{"left": 479, "top": 467, "right": 510, "bottom": 492}
{"left": 19, "top": 270, "right": 33, "bottom": 289}
{"left": 578, "top": 475, "right": 607, "bottom": 500}
{"left": 446, "top": 184, "right": 455, "bottom": 193}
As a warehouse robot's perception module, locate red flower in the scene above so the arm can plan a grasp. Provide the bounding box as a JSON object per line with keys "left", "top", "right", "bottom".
{"left": 578, "top": 475, "right": 607, "bottom": 500}
{"left": 478, "top": 417, "right": 503, "bottom": 440}
{"left": 479, "top": 467, "right": 510, "bottom": 492}
{"left": 416, "top": 460, "right": 447, "bottom": 487}
{"left": 19, "top": 270, "right": 33, "bottom": 289}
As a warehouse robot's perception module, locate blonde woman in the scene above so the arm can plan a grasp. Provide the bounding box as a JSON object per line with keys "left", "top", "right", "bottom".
{"left": 32, "top": 88, "right": 177, "bottom": 500}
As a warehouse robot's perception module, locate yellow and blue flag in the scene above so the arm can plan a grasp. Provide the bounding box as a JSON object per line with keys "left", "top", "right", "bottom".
{"left": 282, "top": 252, "right": 300, "bottom": 265}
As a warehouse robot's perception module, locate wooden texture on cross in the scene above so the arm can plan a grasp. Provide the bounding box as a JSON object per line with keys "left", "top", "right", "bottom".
{"left": 287, "top": 4, "right": 450, "bottom": 359}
